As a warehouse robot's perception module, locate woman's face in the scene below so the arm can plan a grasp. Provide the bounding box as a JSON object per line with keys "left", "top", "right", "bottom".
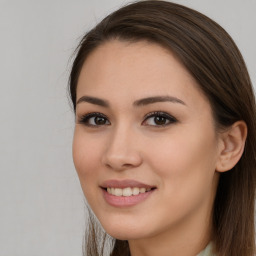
{"left": 73, "top": 40, "right": 221, "bottom": 241}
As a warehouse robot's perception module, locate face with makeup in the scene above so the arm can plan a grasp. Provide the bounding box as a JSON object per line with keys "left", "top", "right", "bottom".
{"left": 73, "top": 40, "right": 222, "bottom": 248}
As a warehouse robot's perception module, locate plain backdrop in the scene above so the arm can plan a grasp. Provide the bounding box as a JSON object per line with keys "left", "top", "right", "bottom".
{"left": 0, "top": 0, "right": 255, "bottom": 255}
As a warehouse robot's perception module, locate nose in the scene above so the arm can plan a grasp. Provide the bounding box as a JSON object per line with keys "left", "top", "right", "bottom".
{"left": 101, "top": 125, "right": 143, "bottom": 171}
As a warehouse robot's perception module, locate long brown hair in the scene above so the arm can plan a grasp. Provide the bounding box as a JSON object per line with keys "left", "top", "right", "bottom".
{"left": 69, "top": 1, "right": 256, "bottom": 255}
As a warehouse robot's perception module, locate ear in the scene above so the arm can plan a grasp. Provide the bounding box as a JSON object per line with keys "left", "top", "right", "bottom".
{"left": 216, "top": 121, "right": 247, "bottom": 172}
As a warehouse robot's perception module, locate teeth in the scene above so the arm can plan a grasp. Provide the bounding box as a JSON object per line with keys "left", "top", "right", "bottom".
{"left": 115, "top": 188, "right": 123, "bottom": 196}
{"left": 106, "top": 187, "right": 152, "bottom": 197}
{"left": 132, "top": 187, "right": 140, "bottom": 195}
{"left": 123, "top": 187, "right": 132, "bottom": 197}
{"left": 139, "top": 188, "right": 146, "bottom": 193}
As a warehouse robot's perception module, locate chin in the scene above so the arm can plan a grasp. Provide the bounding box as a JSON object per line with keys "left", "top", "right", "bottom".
{"left": 101, "top": 221, "right": 148, "bottom": 241}
{"left": 106, "top": 230, "right": 144, "bottom": 241}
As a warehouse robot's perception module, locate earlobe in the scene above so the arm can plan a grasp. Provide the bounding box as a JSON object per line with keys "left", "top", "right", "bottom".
{"left": 216, "top": 121, "right": 247, "bottom": 172}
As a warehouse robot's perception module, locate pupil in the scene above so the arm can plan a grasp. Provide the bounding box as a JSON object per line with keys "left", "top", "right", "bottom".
{"left": 154, "top": 116, "right": 166, "bottom": 125}
{"left": 95, "top": 116, "right": 106, "bottom": 125}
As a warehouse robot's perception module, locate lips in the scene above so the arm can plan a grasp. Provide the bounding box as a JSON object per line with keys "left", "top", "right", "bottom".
{"left": 100, "top": 179, "right": 157, "bottom": 207}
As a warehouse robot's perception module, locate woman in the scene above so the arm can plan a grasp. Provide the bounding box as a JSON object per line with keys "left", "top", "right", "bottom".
{"left": 69, "top": 1, "right": 256, "bottom": 255}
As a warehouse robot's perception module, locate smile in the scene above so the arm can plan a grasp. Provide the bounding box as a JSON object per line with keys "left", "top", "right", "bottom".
{"left": 100, "top": 179, "right": 157, "bottom": 207}
{"left": 106, "top": 187, "right": 153, "bottom": 197}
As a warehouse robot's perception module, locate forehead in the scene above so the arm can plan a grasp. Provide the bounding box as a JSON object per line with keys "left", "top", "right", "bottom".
{"left": 76, "top": 40, "right": 209, "bottom": 110}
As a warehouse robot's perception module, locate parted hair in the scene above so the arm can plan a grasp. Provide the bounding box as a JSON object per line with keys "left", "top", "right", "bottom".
{"left": 69, "top": 1, "right": 256, "bottom": 255}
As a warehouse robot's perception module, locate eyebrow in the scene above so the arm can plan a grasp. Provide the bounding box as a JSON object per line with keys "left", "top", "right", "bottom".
{"left": 76, "top": 96, "right": 110, "bottom": 107}
{"left": 133, "top": 96, "right": 186, "bottom": 106}
{"left": 76, "top": 95, "right": 186, "bottom": 107}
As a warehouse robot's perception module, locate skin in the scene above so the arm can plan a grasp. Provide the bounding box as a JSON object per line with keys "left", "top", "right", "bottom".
{"left": 73, "top": 40, "right": 228, "bottom": 256}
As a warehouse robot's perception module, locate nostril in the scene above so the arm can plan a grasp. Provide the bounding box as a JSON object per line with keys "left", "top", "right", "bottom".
{"left": 123, "top": 163, "right": 134, "bottom": 168}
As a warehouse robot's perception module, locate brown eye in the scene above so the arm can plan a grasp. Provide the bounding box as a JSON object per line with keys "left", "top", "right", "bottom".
{"left": 79, "top": 113, "right": 110, "bottom": 126}
{"left": 154, "top": 116, "right": 168, "bottom": 125}
{"left": 143, "top": 111, "right": 177, "bottom": 126}
{"left": 94, "top": 116, "right": 108, "bottom": 125}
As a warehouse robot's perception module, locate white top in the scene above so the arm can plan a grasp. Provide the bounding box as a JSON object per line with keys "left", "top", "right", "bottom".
{"left": 197, "top": 243, "right": 215, "bottom": 256}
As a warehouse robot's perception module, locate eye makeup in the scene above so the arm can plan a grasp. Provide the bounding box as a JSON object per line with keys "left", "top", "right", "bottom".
{"left": 77, "top": 110, "right": 177, "bottom": 128}
{"left": 142, "top": 111, "right": 177, "bottom": 127}
{"left": 78, "top": 112, "right": 110, "bottom": 127}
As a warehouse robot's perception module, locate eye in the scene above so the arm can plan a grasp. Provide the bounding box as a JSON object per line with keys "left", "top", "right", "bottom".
{"left": 78, "top": 112, "right": 110, "bottom": 126}
{"left": 142, "top": 111, "right": 177, "bottom": 126}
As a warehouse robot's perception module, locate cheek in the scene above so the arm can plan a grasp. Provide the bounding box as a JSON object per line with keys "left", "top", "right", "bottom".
{"left": 72, "top": 129, "right": 102, "bottom": 191}
{"left": 146, "top": 125, "right": 218, "bottom": 195}
{"left": 142, "top": 129, "right": 218, "bottom": 226}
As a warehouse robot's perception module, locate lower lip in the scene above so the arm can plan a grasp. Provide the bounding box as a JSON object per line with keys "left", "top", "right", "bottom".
{"left": 102, "top": 188, "right": 155, "bottom": 207}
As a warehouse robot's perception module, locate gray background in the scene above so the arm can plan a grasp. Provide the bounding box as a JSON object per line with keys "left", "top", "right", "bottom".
{"left": 0, "top": 0, "right": 255, "bottom": 255}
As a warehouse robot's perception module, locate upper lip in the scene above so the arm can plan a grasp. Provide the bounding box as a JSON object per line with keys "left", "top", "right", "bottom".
{"left": 100, "top": 179, "right": 156, "bottom": 189}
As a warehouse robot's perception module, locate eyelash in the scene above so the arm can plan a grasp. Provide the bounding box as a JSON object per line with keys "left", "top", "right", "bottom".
{"left": 143, "top": 111, "right": 177, "bottom": 127}
{"left": 78, "top": 112, "right": 110, "bottom": 127}
{"left": 78, "top": 111, "right": 177, "bottom": 127}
